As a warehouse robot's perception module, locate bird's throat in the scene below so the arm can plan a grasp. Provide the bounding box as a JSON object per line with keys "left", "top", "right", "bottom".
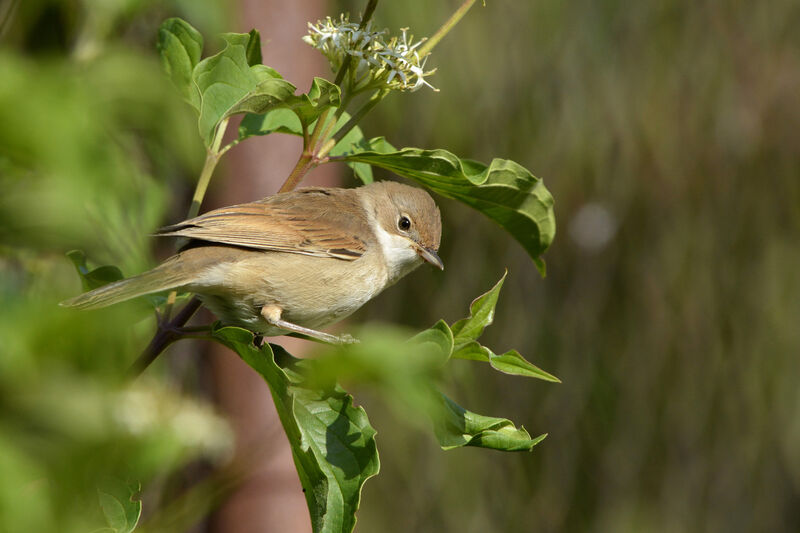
{"left": 370, "top": 222, "right": 423, "bottom": 284}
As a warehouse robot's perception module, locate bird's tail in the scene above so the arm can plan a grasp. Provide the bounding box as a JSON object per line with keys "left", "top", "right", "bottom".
{"left": 60, "top": 255, "right": 192, "bottom": 310}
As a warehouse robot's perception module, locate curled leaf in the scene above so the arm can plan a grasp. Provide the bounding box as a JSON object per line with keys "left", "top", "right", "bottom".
{"left": 432, "top": 393, "right": 546, "bottom": 452}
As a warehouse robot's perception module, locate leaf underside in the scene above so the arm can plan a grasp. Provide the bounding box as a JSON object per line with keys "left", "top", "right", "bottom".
{"left": 212, "top": 326, "right": 379, "bottom": 533}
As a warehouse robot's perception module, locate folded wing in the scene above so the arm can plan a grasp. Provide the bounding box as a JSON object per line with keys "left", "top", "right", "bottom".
{"left": 158, "top": 188, "right": 370, "bottom": 261}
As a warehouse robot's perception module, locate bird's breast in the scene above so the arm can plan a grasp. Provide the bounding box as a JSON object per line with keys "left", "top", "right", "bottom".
{"left": 191, "top": 249, "right": 390, "bottom": 333}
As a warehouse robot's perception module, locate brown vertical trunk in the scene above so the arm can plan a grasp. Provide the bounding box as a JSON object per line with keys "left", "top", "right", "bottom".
{"left": 209, "top": 2, "right": 336, "bottom": 531}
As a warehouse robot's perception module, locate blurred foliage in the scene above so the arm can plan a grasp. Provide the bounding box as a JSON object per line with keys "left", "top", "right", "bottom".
{"left": 0, "top": 1, "right": 233, "bottom": 532}
{"left": 335, "top": 0, "right": 800, "bottom": 532}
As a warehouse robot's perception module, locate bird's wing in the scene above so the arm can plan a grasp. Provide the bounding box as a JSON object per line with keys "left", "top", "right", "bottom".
{"left": 157, "top": 188, "right": 370, "bottom": 261}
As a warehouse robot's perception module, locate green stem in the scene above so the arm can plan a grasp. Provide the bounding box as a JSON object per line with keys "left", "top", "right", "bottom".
{"left": 309, "top": 0, "right": 380, "bottom": 166}
{"left": 278, "top": 153, "right": 314, "bottom": 193}
{"left": 359, "top": 0, "right": 379, "bottom": 30}
{"left": 218, "top": 138, "right": 240, "bottom": 158}
{"left": 318, "top": 89, "right": 387, "bottom": 160}
{"left": 280, "top": 91, "right": 348, "bottom": 192}
{"left": 315, "top": 94, "right": 352, "bottom": 156}
{"left": 419, "top": 0, "right": 480, "bottom": 57}
{"left": 333, "top": 91, "right": 352, "bottom": 124}
{"left": 188, "top": 118, "right": 229, "bottom": 219}
{"left": 301, "top": 122, "right": 310, "bottom": 151}
{"left": 333, "top": 0, "right": 380, "bottom": 87}
{"left": 333, "top": 57, "right": 352, "bottom": 88}
{"left": 188, "top": 152, "right": 218, "bottom": 219}
{"left": 307, "top": 109, "right": 331, "bottom": 154}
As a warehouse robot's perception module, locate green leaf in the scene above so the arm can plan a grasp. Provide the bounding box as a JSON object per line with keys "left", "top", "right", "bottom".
{"left": 238, "top": 107, "right": 302, "bottom": 137}
{"left": 341, "top": 149, "right": 555, "bottom": 274}
{"left": 328, "top": 119, "right": 371, "bottom": 184}
{"left": 66, "top": 250, "right": 123, "bottom": 291}
{"left": 452, "top": 342, "right": 560, "bottom": 382}
{"left": 356, "top": 136, "right": 396, "bottom": 154}
{"left": 432, "top": 393, "right": 547, "bottom": 451}
{"left": 228, "top": 77, "right": 340, "bottom": 134}
{"left": 157, "top": 22, "right": 299, "bottom": 146}
{"left": 451, "top": 270, "right": 507, "bottom": 344}
{"left": 408, "top": 319, "right": 454, "bottom": 365}
{"left": 212, "top": 326, "right": 379, "bottom": 533}
{"left": 193, "top": 32, "right": 294, "bottom": 146}
{"left": 289, "top": 78, "right": 341, "bottom": 128}
{"left": 98, "top": 480, "right": 141, "bottom": 533}
{"left": 331, "top": 135, "right": 397, "bottom": 185}
{"left": 239, "top": 107, "right": 380, "bottom": 184}
{"left": 65, "top": 250, "right": 185, "bottom": 308}
{"left": 490, "top": 349, "right": 560, "bottom": 381}
{"left": 157, "top": 18, "right": 204, "bottom": 110}
{"left": 446, "top": 272, "right": 559, "bottom": 381}
{"left": 222, "top": 78, "right": 298, "bottom": 120}
{"left": 245, "top": 28, "right": 262, "bottom": 66}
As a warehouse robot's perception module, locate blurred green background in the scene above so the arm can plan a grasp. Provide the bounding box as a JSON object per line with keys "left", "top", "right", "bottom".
{"left": 2, "top": 0, "right": 799, "bottom": 532}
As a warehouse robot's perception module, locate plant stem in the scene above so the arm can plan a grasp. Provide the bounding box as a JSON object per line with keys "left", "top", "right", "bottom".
{"left": 307, "top": 108, "right": 332, "bottom": 154}
{"left": 188, "top": 119, "right": 229, "bottom": 219}
{"left": 278, "top": 152, "right": 314, "bottom": 193}
{"left": 419, "top": 0, "right": 480, "bottom": 57}
{"left": 301, "top": 122, "right": 310, "bottom": 151}
{"left": 129, "top": 296, "right": 202, "bottom": 378}
{"left": 328, "top": 90, "right": 352, "bottom": 132}
{"left": 188, "top": 152, "right": 218, "bottom": 219}
{"left": 218, "top": 138, "right": 240, "bottom": 158}
{"left": 318, "top": 89, "right": 386, "bottom": 160}
{"left": 332, "top": 0, "right": 380, "bottom": 87}
{"left": 359, "top": 0, "right": 379, "bottom": 30}
{"left": 279, "top": 102, "right": 340, "bottom": 192}
{"left": 135, "top": 118, "right": 231, "bottom": 376}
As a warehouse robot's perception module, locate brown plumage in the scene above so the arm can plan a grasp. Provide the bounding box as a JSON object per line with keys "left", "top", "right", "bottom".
{"left": 158, "top": 187, "right": 372, "bottom": 261}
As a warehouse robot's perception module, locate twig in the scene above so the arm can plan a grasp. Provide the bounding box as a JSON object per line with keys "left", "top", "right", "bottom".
{"left": 419, "top": 0, "right": 480, "bottom": 57}
{"left": 278, "top": 152, "right": 315, "bottom": 193}
{"left": 128, "top": 297, "right": 202, "bottom": 378}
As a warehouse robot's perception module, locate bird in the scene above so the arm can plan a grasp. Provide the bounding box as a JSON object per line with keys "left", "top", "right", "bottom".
{"left": 60, "top": 180, "right": 443, "bottom": 344}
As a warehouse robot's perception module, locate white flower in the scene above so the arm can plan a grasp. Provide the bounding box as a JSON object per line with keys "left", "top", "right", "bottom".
{"left": 304, "top": 15, "right": 437, "bottom": 93}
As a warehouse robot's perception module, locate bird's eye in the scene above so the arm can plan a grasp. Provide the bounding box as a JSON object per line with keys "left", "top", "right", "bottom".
{"left": 398, "top": 215, "right": 411, "bottom": 231}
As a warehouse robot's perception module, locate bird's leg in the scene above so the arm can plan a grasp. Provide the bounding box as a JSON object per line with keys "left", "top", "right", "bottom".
{"left": 260, "top": 305, "right": 358, "bottom": 345}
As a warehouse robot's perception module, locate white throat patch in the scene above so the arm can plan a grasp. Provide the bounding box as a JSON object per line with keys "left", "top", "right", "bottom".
{"left": 372, "top": 223, "right": 422, "bottom": 284}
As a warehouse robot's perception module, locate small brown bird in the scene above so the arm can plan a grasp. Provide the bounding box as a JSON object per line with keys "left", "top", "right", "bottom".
{"left": 61, "top": 181, "right": 443, "bottom": 343}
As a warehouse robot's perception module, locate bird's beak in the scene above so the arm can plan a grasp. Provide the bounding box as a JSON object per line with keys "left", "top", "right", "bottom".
{"left": 416, "top": 245, "right": 444, "bottom": 270}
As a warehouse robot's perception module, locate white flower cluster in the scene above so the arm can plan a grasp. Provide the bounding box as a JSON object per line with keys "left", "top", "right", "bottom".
{"left": 303, "top": 15, "right": 437, "bottom": 93}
